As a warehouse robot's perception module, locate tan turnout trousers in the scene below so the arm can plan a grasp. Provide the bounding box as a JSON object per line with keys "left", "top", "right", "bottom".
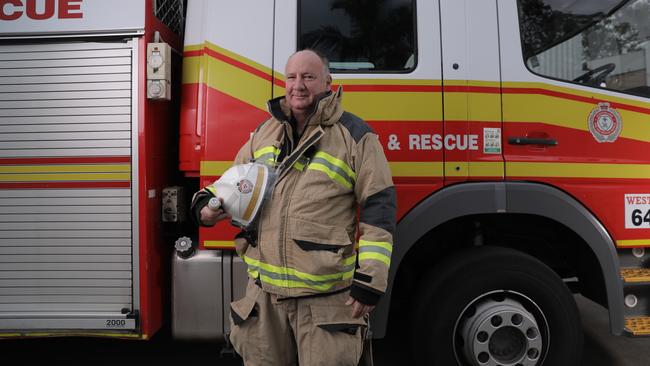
{"left": 229, "top": 280, "right": 367, "bottom": 366}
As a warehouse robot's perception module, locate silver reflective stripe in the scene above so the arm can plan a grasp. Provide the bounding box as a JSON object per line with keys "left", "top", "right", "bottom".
{"left": 309, "top": 156, "right": 355, "bottom": 186}
{"left": 250, "top": 266, "right": 350, "bottom": 287}
{"left": 255, "top": 153, "right": 276, "bottom": 163}
{"left": 243, "top": 255, "right": 356, "bottom": 291}
{"left": 359, "top": 245, "right": 392, "bottom": 258}
{"left": 246, "top": 262, "right": 356, "bottom": 284}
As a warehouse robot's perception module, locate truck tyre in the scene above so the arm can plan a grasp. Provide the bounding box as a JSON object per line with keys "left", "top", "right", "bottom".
{"left": 410, "top": 246, "right": 583, "bottom": 366}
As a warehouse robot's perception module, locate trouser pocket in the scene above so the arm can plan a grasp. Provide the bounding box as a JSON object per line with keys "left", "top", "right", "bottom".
{"left": 229, "top": 281, "right": 261, "bottom": 360}
{"left": 307, "top": 303, "right": 366, "bottom": 366}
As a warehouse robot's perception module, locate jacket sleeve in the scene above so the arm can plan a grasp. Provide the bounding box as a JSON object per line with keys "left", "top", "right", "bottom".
{"left": 350, "top": 132, "right": 396, "bottom": 306}
{"left": 189, "top": 132, "right": 256, "bottom": 226}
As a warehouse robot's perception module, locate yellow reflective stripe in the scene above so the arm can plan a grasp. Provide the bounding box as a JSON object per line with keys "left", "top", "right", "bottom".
{"left": 359, "top": 240, "right": 392, "bottom": 252}
{"left": 204, "top": 185, "right": 217, "bottom": 195}
{"left": 253, "top": 146, "right": 280, "bottom": 159}
{"left": 293, "top": 160, "right": 305, "bottom": 171}
{"left": 359, "top": 240, "right": 392, "bottom": 266}
{"left": 243, "top": 255, "right": 356, "bottom": 282}
{"left": 257, "top": 272, "right": 354, "bottom": 291}
{"left": 308, "top": 163, "right": 353, "bottom": 189}
{"left": 305, "top": 152, "right": 357, "bottom": 188}
{"left": 342, "top": 254, "right": 357, "bottom": 266}
{"left": 247, "top": 268, "right": 259, "bottom": 278}
{"left": 313, "top": 151, "right": 356, "bottom": 180}
{"left": 359, "top": 252, "right": 391, "bottom": 266}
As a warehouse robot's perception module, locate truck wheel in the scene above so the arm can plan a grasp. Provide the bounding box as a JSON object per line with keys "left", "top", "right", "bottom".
{"left": 410, "top": 246, "right": 583, "bottom": 366}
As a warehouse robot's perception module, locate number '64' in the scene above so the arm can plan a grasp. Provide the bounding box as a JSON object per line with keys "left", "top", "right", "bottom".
{"left": 631, "top": 209, "right": 650, "bottom": 226}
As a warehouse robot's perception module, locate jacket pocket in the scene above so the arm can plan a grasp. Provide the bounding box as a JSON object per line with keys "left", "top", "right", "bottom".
{"left": 288, "top": 218, "right": 356, "bottom": 286}
{"left": 290, "top": 217, "right": 353, "bottom": 251}
{"left": 294, "top": 239, "right": 342, "bottom": 252}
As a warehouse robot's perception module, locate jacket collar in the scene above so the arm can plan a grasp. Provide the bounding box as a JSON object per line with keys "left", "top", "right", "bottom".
{"left": 267, "top": 86, "right": 344, "bottom": 127}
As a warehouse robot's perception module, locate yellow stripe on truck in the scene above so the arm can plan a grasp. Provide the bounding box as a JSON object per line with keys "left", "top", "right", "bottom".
{"left": 204, "top": 240, "right": 236, "bottom": 248}
{"left": 388, "top": 162, "right": 443, "bottom": 177}
{"left": 507, "top": 162, "right": 650, "bottom": 179}
{"left": 201, "top": 160, "right": 650, "bottom": 180}
{"left": 503, "top": 81, "right": 650, "bottom": 110}
{"left": 444, "top": 161, "right": 504, "bottom": 178}
{"left": 200, "top": 161, "right": 232, "bottom": 176}
{"left": 203, "top": 55, "right": 270, "bottom": 111}
{"left": 343, "top": 91, "right": 442, "bottom": 122}
{"left": 182, "top": 43, "right": 272, "bottom": 111}
{"left": 0, "top": 173, "right": 130, "bottom": 182}
{"left": 503, "top": 81, "right": 650, "bottom": 143}
{"left": 617, "top": 239, "right": 650, "bottom": 248}
{"left": 0, "top": 164, "right": 130, "bottom": 174}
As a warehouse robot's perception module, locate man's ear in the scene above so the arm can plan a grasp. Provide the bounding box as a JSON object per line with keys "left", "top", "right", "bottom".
{"left": 326, "top": 75, "right": 333, "bottom": 90}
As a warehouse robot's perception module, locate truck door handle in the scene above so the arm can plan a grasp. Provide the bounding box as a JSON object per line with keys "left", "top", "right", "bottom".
{"left": 508, "top": 137, "right": 558, "bottom": 146}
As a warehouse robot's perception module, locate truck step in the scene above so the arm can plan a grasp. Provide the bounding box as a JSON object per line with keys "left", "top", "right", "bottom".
{"left": 620, "top": 268, "right": 650, "bottom": 283}
{"left": 625, "top": 317, "right": 650, "bottom": 336}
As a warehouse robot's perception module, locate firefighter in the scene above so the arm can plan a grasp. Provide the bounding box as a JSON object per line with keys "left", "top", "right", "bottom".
{"left": 192, "top": 49, "right": 396, "bottom": 366}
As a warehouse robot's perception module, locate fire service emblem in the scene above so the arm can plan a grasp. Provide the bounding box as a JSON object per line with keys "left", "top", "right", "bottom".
{"left": 237, "top": 179, "right": 254, "bottom": 194}
{"left": 588, "top": 102, "right": 622, "bottom": 143}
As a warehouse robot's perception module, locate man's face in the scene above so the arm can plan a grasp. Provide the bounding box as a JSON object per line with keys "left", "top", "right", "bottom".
{"left": 285, "top": 51, "right": 332, "bottom": 115}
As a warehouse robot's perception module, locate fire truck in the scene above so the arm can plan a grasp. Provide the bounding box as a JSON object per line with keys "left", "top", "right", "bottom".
{"left": 2, "top": 0, "right": 650, "bottom": 365}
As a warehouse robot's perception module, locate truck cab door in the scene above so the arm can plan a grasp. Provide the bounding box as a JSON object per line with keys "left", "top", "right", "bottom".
{"left": 498, "top": 0, "right": 650, "bottom": 247}
{"left": 190, "top": 0, "right": 275, "bottom": 249}
{"left": 440, "top": 0, "right": 505, "bottom": 184}
{"left": 274, "top": 0, "right": 444, "bottom": 217}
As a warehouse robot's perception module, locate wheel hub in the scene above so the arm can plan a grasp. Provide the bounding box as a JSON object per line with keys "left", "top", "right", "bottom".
{"left": 458, "top": 295, "right": 545, "bottom": 366}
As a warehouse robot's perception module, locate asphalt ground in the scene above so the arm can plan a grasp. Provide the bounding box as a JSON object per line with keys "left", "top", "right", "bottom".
{"left": 1, "top": 295, "right": 649, "bottom": 365}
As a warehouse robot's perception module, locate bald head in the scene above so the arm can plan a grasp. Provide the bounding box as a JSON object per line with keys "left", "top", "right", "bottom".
{"left": 287, "top": 49, "right": 330, "bottom": 79}
{"left": 284, "top": 49, "right": 333, "bottom": 124}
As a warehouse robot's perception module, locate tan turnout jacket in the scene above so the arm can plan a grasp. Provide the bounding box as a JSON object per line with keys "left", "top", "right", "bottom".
{"left": 195, "top": 88, "right": 396, "bottom": 305}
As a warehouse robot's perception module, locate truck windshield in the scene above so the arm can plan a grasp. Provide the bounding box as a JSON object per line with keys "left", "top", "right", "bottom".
{"left": 518, "top": 0, "right": 630, "bottom": 59}
{"left": 518, "top": 0, "right": 650, "bottom": 97}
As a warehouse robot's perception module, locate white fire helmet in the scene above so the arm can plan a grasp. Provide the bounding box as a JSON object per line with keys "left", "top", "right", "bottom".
{"left": 211, "top": 162, "right": 276, "bottom": 228}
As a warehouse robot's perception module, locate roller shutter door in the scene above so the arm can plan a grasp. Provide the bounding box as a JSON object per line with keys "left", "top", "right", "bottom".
{"left": 0, "top": 41, "right": 137, "bottom": 330}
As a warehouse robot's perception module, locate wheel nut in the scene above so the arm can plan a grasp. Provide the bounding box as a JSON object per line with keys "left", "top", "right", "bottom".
{"left": 527, "top": 348, "right": 540, "bottom": 359}
{"left": 478, "top": 352, "right": 490, "bottom": 363}
{"left": 477, "top": 331, "right": 488, "bottom": 342}
{"left": 526, "top": 327, "right": 538, "bottom": 339}
{"left": 491, "top": 315, "right": 503, "bottom": 327}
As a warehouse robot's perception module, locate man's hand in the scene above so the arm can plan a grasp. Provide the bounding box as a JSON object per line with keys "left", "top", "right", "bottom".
{"left": 199, "top": 204, "right": 229, "bottom": 226}
{"left": 346, "top": 297, "right": 375, "bottom": 318}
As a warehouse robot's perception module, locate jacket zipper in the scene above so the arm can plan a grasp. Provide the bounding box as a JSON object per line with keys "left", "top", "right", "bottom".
{"left": 278, "top": 125, "right": 324, "bottom": 294}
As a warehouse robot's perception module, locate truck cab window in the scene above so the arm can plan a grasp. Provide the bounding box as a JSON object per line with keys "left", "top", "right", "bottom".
{"left": 518, "top": 0, "right": 650, "bottom": 97}
{"left": 298, "top": 0, "right": 416, "bottom": 73}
